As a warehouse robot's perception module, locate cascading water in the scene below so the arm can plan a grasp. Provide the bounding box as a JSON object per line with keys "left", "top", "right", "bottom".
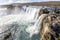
{"left": 26, "top": 14, "right": 47, "bottom": 37}
{"left": 0, "top": 6, "right": 47, "bottom": 40}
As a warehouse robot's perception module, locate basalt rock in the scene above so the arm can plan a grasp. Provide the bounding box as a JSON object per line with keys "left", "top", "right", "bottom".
{"left": 40, "top": 14, "right": 60, "bottom": 40}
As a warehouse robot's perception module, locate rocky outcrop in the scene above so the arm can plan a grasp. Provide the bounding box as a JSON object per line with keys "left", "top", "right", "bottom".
{"left": 40, "top": 14, "right": 60, "bottom": 40}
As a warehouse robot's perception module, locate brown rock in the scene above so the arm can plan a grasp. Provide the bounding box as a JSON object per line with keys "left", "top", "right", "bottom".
{"left": 40, "top": 14, "right": 60, "bottom": 40}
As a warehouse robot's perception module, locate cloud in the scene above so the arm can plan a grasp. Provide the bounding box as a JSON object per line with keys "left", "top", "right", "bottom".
{"left": 0, "top": 0, "right": 60, "bottom": 3}
{"left": 42, "top": 0, "right": 60, "bottom": 1}
{"left": 0, "top": 0, "right": 60, "bottom": 5}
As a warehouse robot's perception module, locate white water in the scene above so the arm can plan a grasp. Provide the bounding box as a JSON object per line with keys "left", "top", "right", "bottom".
{"left": 26, "top": 14, "right": 47, "bottom": 37}
{"left": 0, "top": 6, "right": 46, "bottom": 40}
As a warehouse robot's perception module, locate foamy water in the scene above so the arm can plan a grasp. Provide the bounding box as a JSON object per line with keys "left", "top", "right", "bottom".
{"left": 26, "top": 14, "right": 47, "bottom": 37}
{"left": 0, "top": 6, "right": 45, "bottom": 40}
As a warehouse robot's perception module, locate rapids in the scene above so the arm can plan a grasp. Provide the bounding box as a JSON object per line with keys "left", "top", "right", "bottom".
{"left": 0, "top": 6, "right": 47, "bottom": 40}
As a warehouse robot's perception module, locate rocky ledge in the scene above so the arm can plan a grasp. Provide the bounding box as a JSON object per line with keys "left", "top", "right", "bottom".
{"left": 40, "top": 14, "right": 60, "bottom": 40}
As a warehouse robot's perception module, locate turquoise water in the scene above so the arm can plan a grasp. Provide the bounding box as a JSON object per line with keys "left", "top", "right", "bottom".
{"left": 11, "top": 22, "right": 40, "bottom": 40}
{"left": 0, "top": 6, "right": 40, "bottom": 40}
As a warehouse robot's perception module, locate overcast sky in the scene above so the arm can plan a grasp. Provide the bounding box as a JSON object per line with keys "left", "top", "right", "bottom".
{"left": 0, "top": 0, "right": 60, "bottom": 5}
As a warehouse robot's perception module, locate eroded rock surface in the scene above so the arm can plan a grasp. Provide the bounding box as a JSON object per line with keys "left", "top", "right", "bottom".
{"left": 40, "top": 14, "right": 60, "bottom": 40}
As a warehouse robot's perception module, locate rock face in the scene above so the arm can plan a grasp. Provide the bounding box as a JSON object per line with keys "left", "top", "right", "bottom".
{"left": 40, "top": 14, "right": 60, "bottom": 40}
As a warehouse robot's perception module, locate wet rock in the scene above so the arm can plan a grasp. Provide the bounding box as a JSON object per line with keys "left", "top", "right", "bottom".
{"left": 3, "top": 32, "right": 12, "bottom": 40}
{"left": 40, "top": 14, "right": 60, "bottom": 40}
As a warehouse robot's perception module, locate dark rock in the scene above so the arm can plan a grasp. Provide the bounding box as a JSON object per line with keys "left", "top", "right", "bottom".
{"left": 40, "top": 14, "right": 60, "bottom": 40}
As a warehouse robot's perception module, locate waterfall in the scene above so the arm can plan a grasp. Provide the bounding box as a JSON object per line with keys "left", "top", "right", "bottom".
{"left": 0, "top": 7, "right": 8, "bottom": 16}
{"left": 0, "top": 6, "right": 45, "bottom": 40}
{"left": 26, "top": 14, "right": 47, "bottom": 37}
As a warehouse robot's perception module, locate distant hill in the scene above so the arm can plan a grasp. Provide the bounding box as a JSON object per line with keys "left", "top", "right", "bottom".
{"left": 0, "top": 1, "right": 60, "bottom": 7}
{"left": 13, "top": 1, "right": 60, "bottom": 6}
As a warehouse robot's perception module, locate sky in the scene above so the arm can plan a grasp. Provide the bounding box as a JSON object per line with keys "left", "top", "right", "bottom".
{"left": 0, "top": 0, "right": 60, "bottom": 5}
